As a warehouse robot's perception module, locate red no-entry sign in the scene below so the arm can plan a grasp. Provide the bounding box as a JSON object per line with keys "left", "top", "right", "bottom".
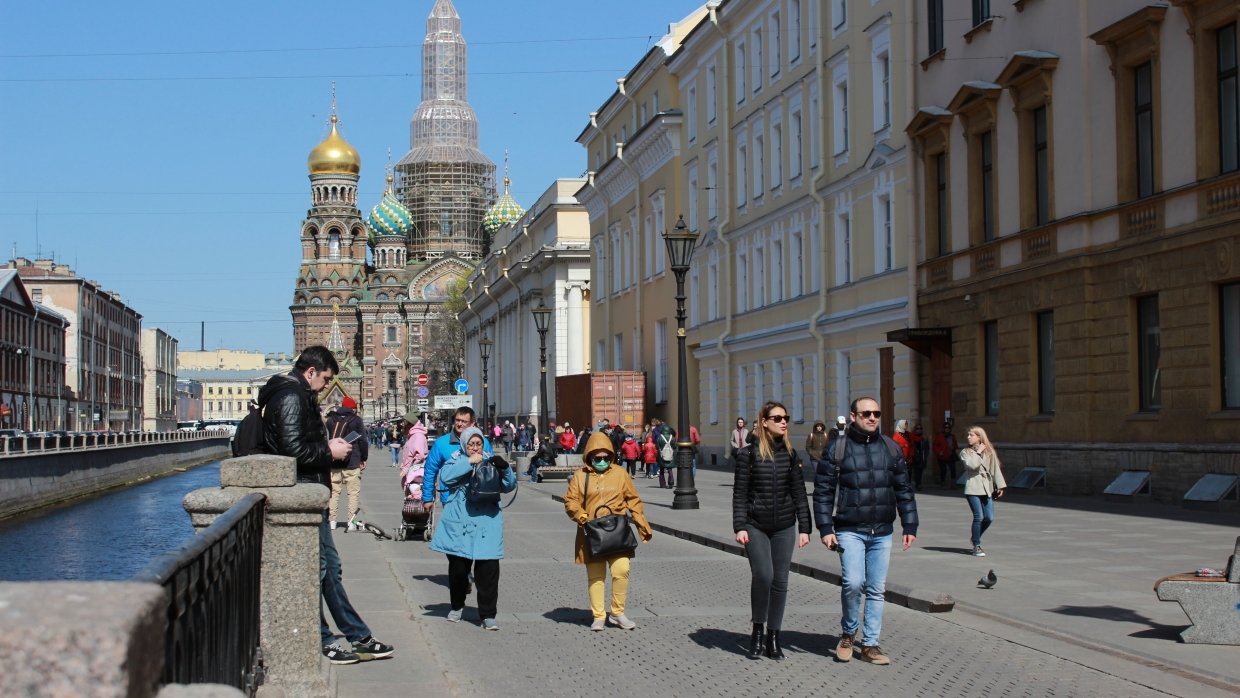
{"left": 416, "top": 373, "right": 429, "bottom": 386}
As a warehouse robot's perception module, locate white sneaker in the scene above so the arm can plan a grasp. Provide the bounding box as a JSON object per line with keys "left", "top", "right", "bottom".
{"left": 590, "top": 618, "right": 606, "bottom": 631}
{"left": 607, "top": 614, "right": 637, "bottom": 630}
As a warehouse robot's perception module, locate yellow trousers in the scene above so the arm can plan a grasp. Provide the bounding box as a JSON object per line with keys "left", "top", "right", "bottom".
{"left": 585, "top": 556, "right": 631, "bottom": 619}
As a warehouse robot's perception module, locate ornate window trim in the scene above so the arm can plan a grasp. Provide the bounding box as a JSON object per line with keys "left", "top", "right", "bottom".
{"left": 999, "top": 51, "right": 1059, "bottom": 229}
{"left": 948, "top": 82, "right": 1002, "bottom": 246}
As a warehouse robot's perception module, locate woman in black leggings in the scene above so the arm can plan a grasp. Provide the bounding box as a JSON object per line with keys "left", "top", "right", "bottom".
{"left": 732, "top": 401, "right": 811, "bottom": 660}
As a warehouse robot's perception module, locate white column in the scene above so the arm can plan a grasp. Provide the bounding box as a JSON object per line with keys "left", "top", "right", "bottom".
{"left": 566, "top": 283, "right": 585, "bottom": 375}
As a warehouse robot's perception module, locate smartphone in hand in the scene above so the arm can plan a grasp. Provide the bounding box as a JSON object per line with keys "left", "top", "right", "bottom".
{"left": 344, "top": 431, "right": 363, "bottom": 444}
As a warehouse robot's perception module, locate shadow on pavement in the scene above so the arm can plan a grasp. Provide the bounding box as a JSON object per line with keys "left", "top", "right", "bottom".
{"left": 411, "top": 573, "right": 451, "bottom": 588}
{"left": 1045, "top": 604, "right": 1188, "bottom": 641}
{"left": 924, "top": 545, "right": 976, "bottom": 556}
{"left": 687, "top": 627, "right": 748, "bottom": 656}
{"left": 687, "top": 628, "right": 837, "bottom": 660}
{"left": 541, "top": 606, "right": 590, "bottom": 625}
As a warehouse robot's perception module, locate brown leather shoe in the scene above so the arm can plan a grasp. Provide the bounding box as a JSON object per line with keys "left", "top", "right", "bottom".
{"left": 858, "top": 645, "right": 890, "bottom": 665}
{"left": 835, "top": 632, "right": 855, "bottom": 662}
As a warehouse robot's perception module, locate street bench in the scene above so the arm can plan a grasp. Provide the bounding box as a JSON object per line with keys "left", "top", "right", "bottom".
{"left": 1154, "top": 536, "right": 1240, "bottom": 644}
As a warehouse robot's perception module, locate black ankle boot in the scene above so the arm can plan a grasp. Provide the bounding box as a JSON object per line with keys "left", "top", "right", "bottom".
{"left": 765, "top": 629, "right": 785, "bottom": 660}
{"left": 746, "top": 624, "right": 765, "bottom": 660}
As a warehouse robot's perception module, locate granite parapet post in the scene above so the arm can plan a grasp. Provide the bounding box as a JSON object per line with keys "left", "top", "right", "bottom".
{"left": 183, "top": 454, "right": 334, "bottom": 698}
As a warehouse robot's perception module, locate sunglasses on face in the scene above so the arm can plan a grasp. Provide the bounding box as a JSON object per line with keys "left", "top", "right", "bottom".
{"left": 591, "top": 456, "right": 611, "bottom": 465}
{"left": 766, "top": 414, "right": 790, "bottom": 423}
{"left": 855, "top": 410, "right": 882, "bottom": 419}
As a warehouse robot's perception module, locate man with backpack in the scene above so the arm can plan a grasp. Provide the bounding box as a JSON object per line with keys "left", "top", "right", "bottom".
{"left": 654, "top": 420, "right": 676, "bottom": 489}
{"left": 325, "top": 396, "right": 367, "bottom": 532}
{"left": 812, "top": 397, "right": 918, "bottom": 667}
{"left": 257, "top": 346, "right": 394, "bottom": 666}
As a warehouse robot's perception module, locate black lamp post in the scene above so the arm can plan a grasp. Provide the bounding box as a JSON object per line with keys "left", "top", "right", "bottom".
{"left": 479, "top": 334, "right": 493, "bottom": 431}
{"left": 663, "top": 214, "right": 700, "bottom": 510}
{"left": 531, "top": 300, "right": 552, "bottom": 434}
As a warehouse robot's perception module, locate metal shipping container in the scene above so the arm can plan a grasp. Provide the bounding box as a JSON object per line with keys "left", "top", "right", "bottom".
{"left": 554, "top": 372, "right": 646, "bottom": 432}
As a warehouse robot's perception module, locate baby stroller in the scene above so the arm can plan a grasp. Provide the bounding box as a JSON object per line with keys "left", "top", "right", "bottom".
{"left": 395, "top": 464, "right": 433, "bottom": 542}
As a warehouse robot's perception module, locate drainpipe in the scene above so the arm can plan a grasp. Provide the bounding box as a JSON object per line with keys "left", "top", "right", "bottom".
{"left": 903, "top": 0, "right": 921, "bottom": 422}
{"left": 804, "top": 3, "right": 832, "bottom": 421}
{"left": 708, "top": 3, "right": 736, "bottom": 408}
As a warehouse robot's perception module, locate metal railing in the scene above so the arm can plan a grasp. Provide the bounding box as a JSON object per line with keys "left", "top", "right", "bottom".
{"left": 133, "top": 492, "right": 266, "bottom": 695}
{"left": 0, "top": 430, "right": 227, "bottom": 457}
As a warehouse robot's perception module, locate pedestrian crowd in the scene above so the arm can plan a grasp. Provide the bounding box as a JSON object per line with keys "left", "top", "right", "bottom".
{"left": 253, "top": 345, "right": 1006, "bottom": 668}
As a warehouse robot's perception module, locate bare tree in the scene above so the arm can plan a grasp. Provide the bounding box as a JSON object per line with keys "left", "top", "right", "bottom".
{"left": 423, "top": 277, "right": 468, "bottom": 407}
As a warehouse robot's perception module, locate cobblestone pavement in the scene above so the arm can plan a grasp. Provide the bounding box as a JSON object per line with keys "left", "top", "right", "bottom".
{"left": 330, "top": 467, "right": 1236, "bottom": 698}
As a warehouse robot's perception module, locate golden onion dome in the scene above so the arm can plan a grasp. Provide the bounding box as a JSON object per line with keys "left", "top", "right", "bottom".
{"left": 307, "top": 114, "right": 361, "bottom": 175}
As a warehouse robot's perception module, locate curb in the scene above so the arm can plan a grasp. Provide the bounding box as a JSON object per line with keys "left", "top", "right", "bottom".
{"left": 547, "top": 490, "right": 955, "bottom": 614}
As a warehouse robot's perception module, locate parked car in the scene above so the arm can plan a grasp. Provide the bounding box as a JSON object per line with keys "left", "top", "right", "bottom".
{"left": 0, "top": 428, "right": 24, "bottom": 439}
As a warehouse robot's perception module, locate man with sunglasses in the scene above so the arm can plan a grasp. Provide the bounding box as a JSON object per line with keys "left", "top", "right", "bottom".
{"left": 812, "top": 396, "right": 918, "bottom": 667}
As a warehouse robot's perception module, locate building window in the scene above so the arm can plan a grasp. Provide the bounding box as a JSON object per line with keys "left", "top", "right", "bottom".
{"left": 874, "top": 51, "right": 891, "bottom": 130}
{"left": 1033, "top": 105, "right": 1050, "bottom": 225}
{"left": 983, "top": 320, "right": 999, "bottom": 416}
{"left": 385, "top": 326, "right": 397, "bottom": 343}
{"left": 752, "top": 27, "right": 763, "bottom": 93}
{"left": 707, "top": 64, "right": 718, "bottom": 124}
{"left": 789, "top": 1, "right": 802, "bottom": 63}
{"left": 880, "top": 195, "right": 894, "bottom": 271}
{"left": 833, "top": 78, "right": 849, "bottom": 155}
{"left": 837, "top": 212, "right": 852, "bottom": 284}
{"left": 1037, "top": 311, "right": 1055, "bottom": 414}
{"left": 328, "top": 232, "right": 341, "bottom": 260}
{"left": 771, "top": 239, "right": 784, "bottom": 303}
{"left": 1222, "top": 283, "right": 1240, "bottom": 409}
{"left": 770, "top": 11, "right": 781, "bottom": 77}
{"left": 708, "top": 258, "right": 719, "bottom": 320}
{"left": 708, "top": 369, "right": 719, "bottom": 424}
{"left": 790, "top": 231, "right": 804, "bottom": 297}
{"left": 687, "top": 86, "right": 697, "bottom": 143}
{"left": 972, "top": 0, "right": 990, "bottom": 27}
{"left": 738, "top": 365, "right": 748, "bottom": 420}
{"left": 771, "top": 121, "right": 783, "bottom": 188}
{"left": 1137, "top": 295, "right": 1161, "bottom": 412}
{"left": 832, "top": 0, "right": 846, "bottom": 31}
{"left": 735, "top": 42, "right": 747, "bottom": 101}
{"left": 707, "top": 150, "right": 719, "bottom": 220}
{"left": 1134, "top": 62, "right": 1155, "bottom": 199}
{"left": 810, "top": 84, "right": 821, "bottom": 168}
{"left": 934, "top": 152, "right": 949, "bottom": 255}
{"left": 754, "top": 133, "right": 765, "bottom": 195}
{"left": 792, "top": 358, "right": 805, "bottom": 421}
{"left": 387, "top": 370, "right": 397, "bottom": 391}
{"left": 737, "top": 249, "right": 749, "bottom": 312}
{"left": 688, "top": 167, "right": 699, "bottom": 232}
{"left": 737, "top": 143, "right": 748, "bottom": 206}
{"left": 1219, "top": 23, "right": 1238, "bottom": 173}
{"left": 655, "top": 320, "right": 668, "bottom": 403}
{"left": 754, "top": 247, "right": 766, "bottom": 307}
{"left": 31, "top": 288, "right": 42, "bottom": 303}
{"left": 979, "top": 130, "right": 996, "bottom": 241}
{"left": 928, "top": 0, "right": 944, "bottom": 54}
{"left": 790, "top": 109, "right": 803, "bottom": 178}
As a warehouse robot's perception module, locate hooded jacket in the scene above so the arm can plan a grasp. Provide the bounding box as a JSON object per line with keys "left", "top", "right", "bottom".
{"left": 563, "top": 431, "right": 652, "bottom": 563}
{"left": 732, "top": 436, "right": 811, "bottom": 535}
{"left": 258, "top": 372, "right": 334, "bottom": 485}
{"left": 399, "top": 420, "right": 428, "bottom": 475}
{"left": 812, "top": 423, "right": 919, "bottom": 537}
{"left": 325, "top": 407, "right": 367, "bottom": 469}
{"left": 428, "top": 426, "right": 517, "bottom": 560}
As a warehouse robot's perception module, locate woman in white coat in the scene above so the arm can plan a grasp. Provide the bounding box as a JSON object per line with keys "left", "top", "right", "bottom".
{"left": 960, "top": 426, "right": 1006, "bottom": 557}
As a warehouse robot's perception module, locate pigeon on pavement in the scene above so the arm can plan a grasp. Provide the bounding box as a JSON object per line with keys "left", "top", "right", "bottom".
{"left": 977, "top": 570, "right": 998, "bottom": 589}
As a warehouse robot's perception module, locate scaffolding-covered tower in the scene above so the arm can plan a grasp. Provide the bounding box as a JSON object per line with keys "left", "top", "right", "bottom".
{"left": 395, "top": 0, "right": 495, "bottom": 262}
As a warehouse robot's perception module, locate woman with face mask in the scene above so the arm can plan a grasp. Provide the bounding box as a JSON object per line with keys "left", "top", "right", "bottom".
{"left": 563, "top": 431, "right": 654, "bottom": 631}
{"left": 733, "top": 401, "right": 812, "bottom": 660}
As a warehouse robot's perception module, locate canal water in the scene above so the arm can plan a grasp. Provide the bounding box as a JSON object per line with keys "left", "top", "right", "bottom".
{"left": 0, "top": 461, "right": 221, "bottom": 581}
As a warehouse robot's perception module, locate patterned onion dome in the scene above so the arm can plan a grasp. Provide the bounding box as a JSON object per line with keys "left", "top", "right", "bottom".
{"left": 482, "top": 176, "right": 525, "bottom": 233}
{"left": 367, "top": 176, "right": 414, "bottom": 241}
{"left": 307, "top": 114, "right": 361, "bottom": 175}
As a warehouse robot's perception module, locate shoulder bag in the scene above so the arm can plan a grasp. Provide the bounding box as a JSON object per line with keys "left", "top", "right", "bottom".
{"left": 581, "top": 471, "right": 638, "bottom": 558}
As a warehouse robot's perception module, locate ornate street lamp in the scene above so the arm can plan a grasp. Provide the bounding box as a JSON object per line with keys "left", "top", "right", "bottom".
{"left": 479, "top": 334, "right": 493, "bottom": 431}
{"left": 663, "top": 214, "right": 700, "bottom": 510}
{"left": 531, "top": 300, "right": 552, "bottom": 433}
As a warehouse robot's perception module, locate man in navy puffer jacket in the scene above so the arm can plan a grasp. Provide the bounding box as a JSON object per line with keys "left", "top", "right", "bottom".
{"left": 812, "top": 396, "right": 918, "bottom": 667}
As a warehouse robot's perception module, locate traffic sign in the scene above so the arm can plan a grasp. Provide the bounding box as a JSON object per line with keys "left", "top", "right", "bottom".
{"left": 416, "top": 373, "right": 429, "bottom": 386}
{"left": 453, "top": 378, "right": 470, "bottom": 395}
{"left": 415, "top": 386, "right": 430, "bottom": 398}
{"left": 435, "top": 395, "right": 474, "bottom": 409}
{"left": 416, "top": 398, "right": 430, "bottom": 407}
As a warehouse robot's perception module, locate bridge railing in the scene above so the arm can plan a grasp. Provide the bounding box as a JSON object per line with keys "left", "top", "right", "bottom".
{"left": 0, "top": 429, "right": 227, "bottom": 457}
{"left": 133, "top": 492, "right": 266, "bottom": 695}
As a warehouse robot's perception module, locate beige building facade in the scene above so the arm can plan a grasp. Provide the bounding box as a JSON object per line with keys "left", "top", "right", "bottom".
{"left": 577, "top": 6, "right": 708, "bottom": 430}
{"left": 141, "top": 328, "right": 178, "bottom": 432}
{"left": 177, "top": 349, "right": 269, "bottom": 371}
{"left": 905, "top": 0, "right": 1240, "bottom": 499}
{"left": 667, "top": 0, "right": 917, "bottom": 457}
{"left": 460, "top": 179, "right": 592, "bottom": 426}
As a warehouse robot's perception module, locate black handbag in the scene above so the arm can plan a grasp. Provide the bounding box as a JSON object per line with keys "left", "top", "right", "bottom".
{"left": 581, "top": 472, "right": 638, "bottom": 558}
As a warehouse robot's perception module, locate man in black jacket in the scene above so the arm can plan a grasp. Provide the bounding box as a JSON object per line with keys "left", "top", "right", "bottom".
{"left": 258, "top": 346, "right": 393, "bottom": 666}
{"left": 812, "top": 396, "right": 917, "bottom": 667}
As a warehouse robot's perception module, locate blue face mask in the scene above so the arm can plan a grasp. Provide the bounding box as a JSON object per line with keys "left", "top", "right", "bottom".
{"left": 591, "top": 456, "right": 611, "bottom": 471}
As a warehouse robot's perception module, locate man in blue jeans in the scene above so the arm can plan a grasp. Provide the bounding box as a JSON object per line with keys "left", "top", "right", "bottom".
{"left": 258, "top": 345, "right": 395, "bottom": 666}
{"left": 812, "top": 396, "right": 918, "bottom": 666}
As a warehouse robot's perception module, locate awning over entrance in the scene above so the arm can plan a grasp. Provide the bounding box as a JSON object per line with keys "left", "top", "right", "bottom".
{"left": 887, "top": 327, "right": 952, "bottom": 357}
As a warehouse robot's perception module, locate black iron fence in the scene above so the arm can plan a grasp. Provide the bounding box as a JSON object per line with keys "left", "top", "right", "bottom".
{"left": 134, "top": 492, "right": 266, "bottom": 695}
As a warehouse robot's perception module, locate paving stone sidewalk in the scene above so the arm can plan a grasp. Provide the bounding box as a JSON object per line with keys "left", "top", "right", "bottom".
{"left": 325, "top": 464, "right": 1238, "bottom": 697}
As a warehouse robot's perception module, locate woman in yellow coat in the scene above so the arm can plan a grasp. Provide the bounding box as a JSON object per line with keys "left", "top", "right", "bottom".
{"left": 564, "top": 430, "right": 653, "bottom": 631}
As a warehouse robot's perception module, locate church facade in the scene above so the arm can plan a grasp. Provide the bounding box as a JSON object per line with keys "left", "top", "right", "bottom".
{"left": 288, "top": 0, "right": 517, "bottom": 419}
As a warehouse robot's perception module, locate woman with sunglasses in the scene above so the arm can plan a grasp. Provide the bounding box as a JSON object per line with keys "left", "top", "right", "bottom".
{"left": 564, "top": 431, "right": 653, "bottom": 631}
{"left": 732, "top": 401, "right": 811, "bottom": 660}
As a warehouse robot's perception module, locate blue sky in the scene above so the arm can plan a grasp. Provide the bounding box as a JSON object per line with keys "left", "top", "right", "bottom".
{"left": 0, "top": 0, "right": 705, "bottom": 353}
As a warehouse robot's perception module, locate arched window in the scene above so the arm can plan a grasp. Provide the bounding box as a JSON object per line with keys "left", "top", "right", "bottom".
{"left": 328, "top": 231, "right": 341, "bottom": 260}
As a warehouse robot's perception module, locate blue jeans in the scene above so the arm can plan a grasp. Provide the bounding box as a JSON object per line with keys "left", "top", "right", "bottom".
{"left": 966, "top": 495, "right": 994, "bottom": 546}
{"left": 837, "top": 530, "right": 892, "bottom": 646}
{"left": 320, "top": 514, "right": 371, "bottom": 644}
{"left": 390, "top": 444, "right": 400, "bottom": 465}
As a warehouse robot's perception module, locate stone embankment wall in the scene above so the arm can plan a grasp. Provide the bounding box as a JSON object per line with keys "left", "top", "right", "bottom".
{"left": 0, "top": 437, "right": 230, "bottom": 519}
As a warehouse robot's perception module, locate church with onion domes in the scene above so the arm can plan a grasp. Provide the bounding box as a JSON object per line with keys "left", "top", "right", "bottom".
{"left": 289, "top": 0, "right": 524, "bottom": 417}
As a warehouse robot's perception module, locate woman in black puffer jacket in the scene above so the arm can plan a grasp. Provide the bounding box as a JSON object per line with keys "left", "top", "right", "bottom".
{"left": 732, "top": 401, "right": 811, "bottom": 661}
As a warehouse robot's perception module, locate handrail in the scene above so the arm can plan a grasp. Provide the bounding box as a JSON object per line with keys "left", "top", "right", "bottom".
{"left": 0, "top": 430, "right": 229, "bottom": 457}
{"left": 133, "top": 492, "right": 266, "bottom": 695}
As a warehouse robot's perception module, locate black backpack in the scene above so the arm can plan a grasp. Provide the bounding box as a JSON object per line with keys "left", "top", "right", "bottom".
{"left": 467, "top": 457, "right": 503, "bottom": 503}
{"left": 231, "top": 400, "right": 266, "bottom": 457}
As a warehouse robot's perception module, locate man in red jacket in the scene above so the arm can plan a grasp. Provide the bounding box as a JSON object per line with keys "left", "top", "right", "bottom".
{"left": 932, "top": 422, "right": 959, "bottom": 485}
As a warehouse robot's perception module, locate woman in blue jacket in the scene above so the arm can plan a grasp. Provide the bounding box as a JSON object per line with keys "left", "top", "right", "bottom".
{"left": 429, "top": 426, "right": 517, "bottom": 630}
